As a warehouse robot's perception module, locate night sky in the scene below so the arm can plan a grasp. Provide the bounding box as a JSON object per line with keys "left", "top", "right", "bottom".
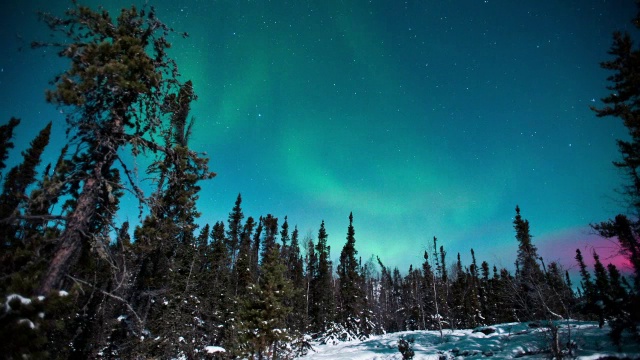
{"left": 1, "top": 1, "right": 637, "bottom": 273}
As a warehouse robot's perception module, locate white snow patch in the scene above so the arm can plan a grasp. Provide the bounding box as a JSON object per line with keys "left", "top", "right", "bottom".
{"left": 5, "top": 294, "right": 32, "bottom": 309}
{"left": 58, "top": 290, "right": 69, "bottom": 297}
{"left": 204, "top": 346, "right": 226, "bottom": 354}
{"left": 17, "top": 318, "right": 35, "bottom": 329}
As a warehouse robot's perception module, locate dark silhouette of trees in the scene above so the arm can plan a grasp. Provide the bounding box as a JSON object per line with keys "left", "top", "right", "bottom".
{"left": 589, "top": 4, "right": 640, "bottom": 346}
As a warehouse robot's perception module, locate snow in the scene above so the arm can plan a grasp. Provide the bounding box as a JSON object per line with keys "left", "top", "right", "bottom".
{"left": 17, "top": 318, "right": 35, "bottom": 329}
{"left": 5, "top": 294, "right": 32, "bottom": 309}
{"left": 204, "top": 346, "right": 226, "bottom": 354}
{"left": 298, "top": 321, "right": 640, "bottom": 359}
{"left": 58, "top": 290, "right": 69, "bottom": 297}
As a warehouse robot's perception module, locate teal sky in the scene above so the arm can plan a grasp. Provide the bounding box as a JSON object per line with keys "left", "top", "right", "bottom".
{"left": 1, "top": 1, "right": 637, "bottom": 272}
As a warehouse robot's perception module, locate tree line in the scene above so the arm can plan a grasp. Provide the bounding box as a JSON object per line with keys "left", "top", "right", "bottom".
{"left": 0, "top": 2, "right": 639, "bottom": 359}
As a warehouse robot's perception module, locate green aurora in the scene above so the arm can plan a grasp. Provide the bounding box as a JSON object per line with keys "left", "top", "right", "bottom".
{"left": 1, "top": 0, "right": 637, "bottom": 271}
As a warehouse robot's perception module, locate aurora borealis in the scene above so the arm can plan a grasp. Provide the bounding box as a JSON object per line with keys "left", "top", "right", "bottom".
{"left": 1, "top": 0, "right": 637, "bottom": 272}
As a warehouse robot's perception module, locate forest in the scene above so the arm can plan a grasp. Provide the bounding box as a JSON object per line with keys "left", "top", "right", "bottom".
{"left": 1, "top": 3, "right": 640, "bottom": 359}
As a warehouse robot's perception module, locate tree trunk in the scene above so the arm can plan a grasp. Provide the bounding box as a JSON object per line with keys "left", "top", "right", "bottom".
{"left": 38, "top": 152, "right": 114, "bottom": 294}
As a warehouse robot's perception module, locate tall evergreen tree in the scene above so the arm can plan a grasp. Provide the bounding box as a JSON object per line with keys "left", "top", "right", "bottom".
{"left": 129, "top": 77, "right": 213, "bottom": 357}
{"left": 512, "top": 205, "right": 544, "bottom": 320}
{"left": 376, "top": 257, "right": 396, "bottom": 332}
{"left": 35, "top": 3, "right": 201, "bottom": 295}
{"left": 226, "top": 193, "right": 244, "bottom": 267}
{"left": 305, "top": 235, "right": 317, "bottom": 327}
{"left": 310, "top": 220, "right": 334, "bottom": 334}
{"left": 421, "top": 250, "right": 438, "bottom": 330}
{"left": 1, "top": 121, "right": 50, "bottom": 222}
{"left": 590, "top": 4, "right": 640, "bottom": 344}
{"left": 0, "top": 122, "right": 52, "bottom": 285}
{"left": 593, "top": 251, "right": 610, "bottom": 328}
{"left": 280, "top": 216, "right": 291, "bottom": 266}
{"left": 238, "top": 237, "right": 293, "bottom": 358}
{"left": 337, "top": 213, "right": 365, "bottom": 332}
{"left": 207, "top": 221, "right": 233, "bottom": 347}
{"left": 0, "top": 121, "right": 52, "bottom": 217}
{"left": 251, "top": 217, "right": 264, "bottom": 283}
{"left": 286, "top": 225, "right": 307, "bottom": 332}
{"left": 235, "top": 216, "right": 256, "bottom": 296}
{"left": 0, "top": 117, "right": 20, "bottom": 174}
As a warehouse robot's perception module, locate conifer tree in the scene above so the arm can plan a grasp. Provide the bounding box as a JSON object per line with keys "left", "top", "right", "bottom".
{"left": 590, "top": 5, "right": 640, "bottom": 344}
{"left": 337, "top": 213, "right": 367, "bottom": 336}
{"left": 479, "top": 261, "right": 493, "bottom": 325}
{"left": 207, "top": 221, "right": 233, "bottom": 346}
{"left": 512, "top": 206, "right": 544, "bottom": 320}
{"left": 129, "top": 77, "right": 213, "bottom": 357}
{"left": 286, "top": 225, "right": 307, "bottom": 332}
{"left": 235, "top": 216, "right": 256, "bottom": 296}
{"left": 34, "top": 3, "right": 196, "bottom": 295}
{"left": 0, "top": 117, "right": 20, "bottom": 174}
{"left": 238, "top": 237, "right": 293, "bottom": 358}
{"left": 280, "top": 216, "right": 290, "bottom": 262}
{"left": 251, "top": 217, "right": 263, "bottom": 281}
{"left": 450, "top": 253, "right": 472, "bottom": 329}
{"left": 310, "top": 220, "right": 334, "bottom": 334}
{"left": 0, "top": 121, "right": 50, "bottom": 221}
{"left": 0, "top": 122, "right": 52, "bottom": 288}
{"left": 226, "top": 193, "right": 244, "bottom": 267}
{"left": 432, "top": 237, "right": 450, "bottom": 328}
{"left": 25, "top": 144, "right": 72, "bottom": 233}
{"left": 421, "top": 250, "right": 438, "bottom": 330}
{"left": 377, "top": 257, "right": 396, "bottom": 331}
{"left": 576, "top": 249, "right": 594, "bottom": 297}
{"left": 592, "top": 251, "right": 610, "bottom": 328}
{"left": 403, "top": 264, "right": 425, "bottom": 331}
{"left": 305, "top": 235, "right": 317, "bottom": 326}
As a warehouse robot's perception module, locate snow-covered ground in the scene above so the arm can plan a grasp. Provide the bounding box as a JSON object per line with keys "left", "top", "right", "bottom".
{"left": 299, "top": 321, "right": 640, "bottom": 359}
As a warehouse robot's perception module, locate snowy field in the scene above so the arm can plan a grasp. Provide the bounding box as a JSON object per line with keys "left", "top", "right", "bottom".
{"left": 298, "top": 321, "right": 640, "bottom": 359}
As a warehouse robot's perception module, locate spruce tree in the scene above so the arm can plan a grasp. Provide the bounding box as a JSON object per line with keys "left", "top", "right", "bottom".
{"left": 128, "top": 78, "right": 213, "bottom": 357}
{"left": 337, "top": 212, "right": 366, "bottom": 336}
{"left": 235, "top": 216, "right": 256, "bottom": 296}
{"left": 310, "top": 220, "right": 334, "bottom": 334}
{"left": 0, "top": 122, "right": 52, "bottom": 291}
{"left": 403, "top": 264, "right": 426, "bottom": 330}
{"left": 251, "top": 217, "right": 263, "bottom": 282}
{"left": 207, "top": 221, "right": 233, "bottom": 347}
{"left": 377, "top": 257, "right": 395, "bottom": 332}
{"left": 421, "top": 251, "right": 438, "bottom": 330}
{"left": 590, "top": 5, "right": 640, "bottom": 344}
{"left": 592, "top": 251, "right": 610, "bottom": 328}
{"left": 226, "top": 193, "right": 244, "bottom": 267}
{"left": 512, "top": 206, "right": 544, "bottom": 320}
{"left": 286, "top": 225, "right": 307, "bottom": 332}
{"left": 238, "top": 239, "right": 293, "bottom": 358}
{"left": 0, "top": 117, "right": 20, "bottom": 174}
{"left": 0, "top": 121, "right": 51, "bottom": 219}
{"left": 305, "top": 235, "right": 317, "bottom": 327}
{"left": 280, "top": 216, "right": 290, "bottom": 262}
